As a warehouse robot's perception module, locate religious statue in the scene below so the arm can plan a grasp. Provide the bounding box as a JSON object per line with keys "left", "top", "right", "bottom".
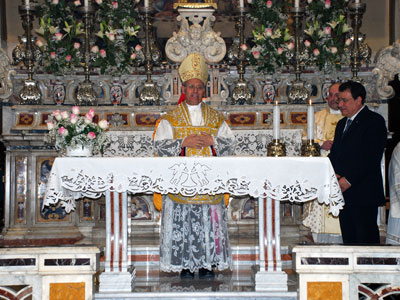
{"left": 165, "top": 9, "right": 226, "bottom": 63}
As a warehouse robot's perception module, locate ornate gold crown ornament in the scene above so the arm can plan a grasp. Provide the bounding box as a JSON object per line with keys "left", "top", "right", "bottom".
{"left": 173, "top": 0, "right": 217, "bottom": 9}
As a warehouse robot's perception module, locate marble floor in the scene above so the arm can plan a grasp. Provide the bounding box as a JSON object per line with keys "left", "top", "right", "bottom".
{"left": 95, "top": 267, "right": 299, "bottom": 299}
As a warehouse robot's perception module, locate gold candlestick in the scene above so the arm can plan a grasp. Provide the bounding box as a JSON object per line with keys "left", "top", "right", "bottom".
{"left": 301, "top": 139, "right": 320, "bottom": 157}
{"left": 267, "top": 139, "right": 286, "bottom": 157}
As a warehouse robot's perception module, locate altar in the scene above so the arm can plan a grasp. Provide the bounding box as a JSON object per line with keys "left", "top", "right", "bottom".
{"left": 43, "top": 156, "right": 343, "bottom": 296}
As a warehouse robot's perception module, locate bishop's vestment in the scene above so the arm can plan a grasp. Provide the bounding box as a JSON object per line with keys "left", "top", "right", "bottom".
{"left": 153, "top": 102, "right": 235, "bottom": 273}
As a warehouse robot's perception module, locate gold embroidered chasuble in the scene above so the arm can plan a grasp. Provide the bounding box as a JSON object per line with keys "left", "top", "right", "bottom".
{"left": 164, "top": 102, "right": 225, "bottom": 205}
{"left": 315, "top": 107, "right": 343, "bottom": 146}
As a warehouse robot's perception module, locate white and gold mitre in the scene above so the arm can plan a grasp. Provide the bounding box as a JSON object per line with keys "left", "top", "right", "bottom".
{"left": 178, "top": 52, "right": 208, "bottom": 85}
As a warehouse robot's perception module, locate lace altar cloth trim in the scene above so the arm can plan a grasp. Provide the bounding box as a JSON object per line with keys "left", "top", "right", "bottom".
{"left": 44, "top": 156, "right": 343, "bottom": 215}
{"left": 103, "top": 129, "right": 302, "bottom": 157}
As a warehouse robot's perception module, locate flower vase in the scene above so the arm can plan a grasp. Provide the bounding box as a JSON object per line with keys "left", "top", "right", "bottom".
{"left": 65, "top": 145, "right": 93, "bottom": 157}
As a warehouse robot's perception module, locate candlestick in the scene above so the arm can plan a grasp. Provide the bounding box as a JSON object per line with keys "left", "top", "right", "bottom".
{"left": 295, "top": 0, "right": 299, "bottom": 8}
{"left": 239, "top": 0, "right": 244, "bottom": 8}
{"left": 307, "top": 99, "right": 314, "bottom": 140}
{"left": 273, "top": 101, "right": 280, "bottom": 139}
{"left": 144, "top": 0, "right": 149, "bottom": 8}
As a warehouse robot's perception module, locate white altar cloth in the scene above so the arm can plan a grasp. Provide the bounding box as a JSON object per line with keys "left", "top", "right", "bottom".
{"left": 44, "top": 156, "right": 343, "bottom": 214}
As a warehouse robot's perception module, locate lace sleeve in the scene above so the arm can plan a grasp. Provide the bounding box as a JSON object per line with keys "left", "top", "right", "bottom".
{"left": 214, "top": 136, "right": 235, "bottom": 156}
{"left": 154, "top": 139, "right": 183, "bottom": 157}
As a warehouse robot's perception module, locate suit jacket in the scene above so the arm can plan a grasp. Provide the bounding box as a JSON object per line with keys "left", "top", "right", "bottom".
{"left": 328, "top": 106, "right": 387, "bottom": 207}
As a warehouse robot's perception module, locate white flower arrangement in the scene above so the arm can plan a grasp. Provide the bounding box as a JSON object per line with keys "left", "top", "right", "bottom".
{"left": 46, "top": 106, "right": 110, "bottom": 155}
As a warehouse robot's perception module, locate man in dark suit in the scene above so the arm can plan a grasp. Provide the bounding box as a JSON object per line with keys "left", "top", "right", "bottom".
{"left": 329, "top": 81, "right": 387, "bottom": 244}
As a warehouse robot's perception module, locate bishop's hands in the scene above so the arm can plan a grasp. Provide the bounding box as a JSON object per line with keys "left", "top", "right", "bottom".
{"left": 182, "top": 132, "right": 214, "bottom": 149}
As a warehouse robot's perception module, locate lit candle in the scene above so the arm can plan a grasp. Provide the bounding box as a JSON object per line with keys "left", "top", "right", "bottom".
{"left": 307, "top": 99, "right": 315, "bottom": 140}
{"left": 273, "top": 100, "right": 280, "bottom": 140}
{"left": 144, "top": 0, "right": 149, "bottom": 8}
{"left": 84, "top": 0, "right": 88, "bottom": 7}
{"left": 239, "top": 0, "right": 244, "bottom": 8}
{"left": 295, "top": 0, "right": 299, "bottom": 8}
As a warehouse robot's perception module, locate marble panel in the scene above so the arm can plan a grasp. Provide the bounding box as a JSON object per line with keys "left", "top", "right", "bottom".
{"left": 49, "top": 282, "right": 85, "bottom": 300}
{"left": 301, "top": 257, "right": 349, "bottom": 265}
{"left": 307, "top": 281, "right": 342, "bottom": 300}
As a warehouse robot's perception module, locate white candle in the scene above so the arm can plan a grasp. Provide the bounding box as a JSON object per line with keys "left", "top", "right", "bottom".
{"left": 295, "top": 0, "right": 299, "bottom": 8}
{"left": 84, "top": 0, "right": 88, "bottom": 7}
{"left": 307, "top": 99, "right": 315, "bottom": 140}
{"left": 355, "top": 0, "right": 360, "bottom": 3}
{"left": 25, "top": 0, "right": 30, "bottom": 7}
{"left": 273, "top": 101, "right": 280, "bottom": 140}
{"left": 144, "top": 0, "right": 149, "bottom": 8}
{"left": 239, "top": 0, "right": 244, "bottom": 8}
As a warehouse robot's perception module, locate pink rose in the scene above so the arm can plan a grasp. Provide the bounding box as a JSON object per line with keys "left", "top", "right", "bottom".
{"left": 331, "top": 47, "right": 338, "bottom": 54}
{"left": 74, "top": 42, "right": 80, "bottom": 49}
{"left": 88, "top": 108, "right": 95, "bottom": 117}
{"left": 71, "top": 106, "right": 80, "bottom": 115}
{"left": 287, "top": 42, "right": 294, "bottom": 50}
{"left": 100, "top": 49, "right": 106, "bottom": 58}
{"left": 304, "top": 40, "right": 311, "bottom": 47}
{"left": 74, "top": 0, "right": 80, "bottom": 6}
{"left": 265, "top": 28, "right": 272, "bottom": 37}
{"left": 313, "top": 48, "right": 320, "bottom": 56}
{"left": 65, "top": 55, "right": 72, "bottom": 62}
{"left": 108, "top": 32, "right": 115, "bottom": 41}
{"left": 266, "top": 0, "right": 272, "bottom": 8}
{"left": 95, "top": 0, "right": 103, "bottom": 4}
{"left": 35, "top": 39, "right": 44, "bottom": 47}
{"left": 135, "top": 44, "right": 142, "bottom": 52}
{"left": 84, "top": 116, "right": 93, "bottom": 124}
{"left": 50, "top": 52, "right": 56, "bottom": 59}
{"left": 61, "top": 111, "right": 69, "bottom": 119}
{"left": 323, "top": 26, "right": 331, "bottom": 36}
{"left": 112, "top": 1, "right": 118, "bottom": 9}
{"left": 46, "top": 121, "right": 54, "bottom": 130}
{"left": 52, "top": 110, "right": 62, "bottom": 121}
{"left": 345, "top": 38, "right": 352, "bottom": 46}
{"left": 240, "top": 44, "right": 248, "bottom": 51}
{"left": 130, "top": 53, "right": 137, "bottom": 60}
{"left": 70, "top": 114, "right": 78, "bottom": 124}
{"left": 88, "top": 132, "right": 96, "bottom": 139}
{"left": 54, "top": 32, "right": 63, "bottom": 41}
{"left": 252, "top": 50, "right": 260, "bottom": 59}
{"left": 98, "top": 119, "right": 109, "bottom": 130}
{"left": 58, "top": 127, "right": 68, "bottom": 136}
{"left": 91, "top": 45, "right": 99, "bottom": 53}
{"left": 307, "top": 0, "right": 312, "bottom": 3}
{"left": 52, "top": 0, "right": 59, "bottom": 4}
{"left": 277, "top": 47, "right": 284, "bottom": 55}
{"left": 325, "top": 0, "right": 331, "bottom": 9}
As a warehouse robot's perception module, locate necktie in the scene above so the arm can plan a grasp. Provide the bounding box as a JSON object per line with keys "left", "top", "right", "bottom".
{"left": 343, "top": 118, "right": 352, "bottom": 135}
